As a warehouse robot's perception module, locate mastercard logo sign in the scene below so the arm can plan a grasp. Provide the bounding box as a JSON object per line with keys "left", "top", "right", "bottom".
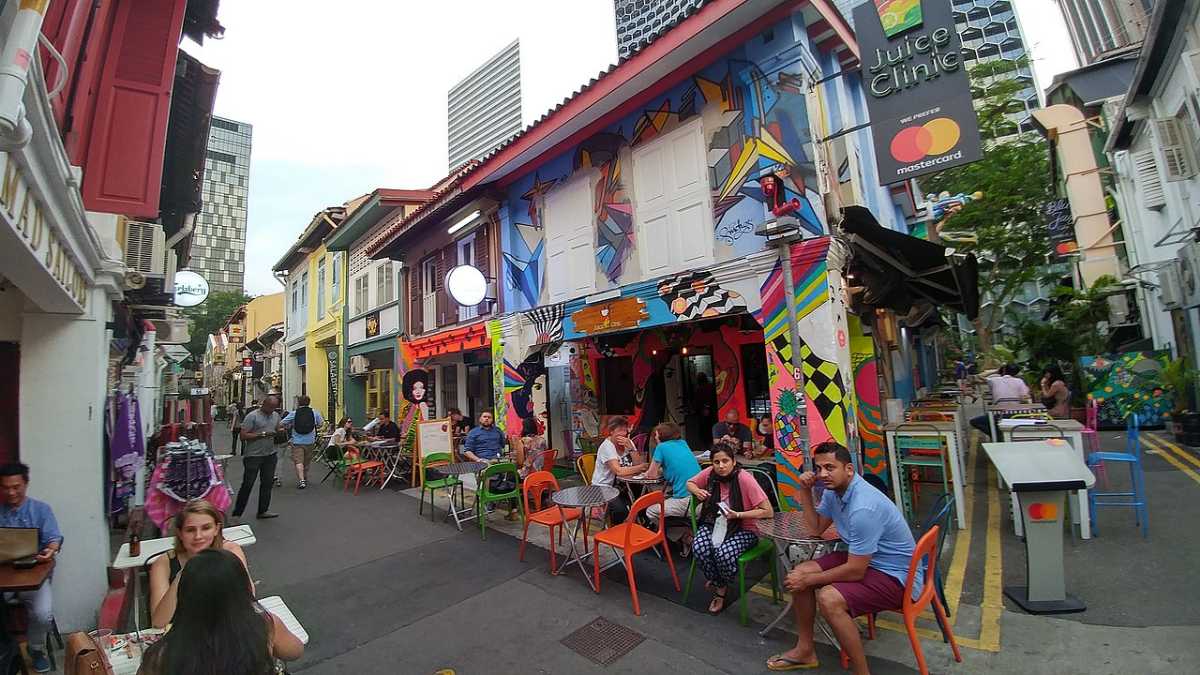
{"left": 889, "top": 118, "right": 961, "bottom": 163}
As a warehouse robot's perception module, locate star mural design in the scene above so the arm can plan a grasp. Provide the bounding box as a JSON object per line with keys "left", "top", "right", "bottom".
{"left": 520, "top": 173, "right": 558, "bottom": 230}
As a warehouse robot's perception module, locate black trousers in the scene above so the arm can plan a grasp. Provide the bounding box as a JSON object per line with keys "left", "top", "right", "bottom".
{"left": 230, "top": 427, "right": 240, "bottom": 454}
{"left": 233, "top": 453, "right": 277, "bottom": 516}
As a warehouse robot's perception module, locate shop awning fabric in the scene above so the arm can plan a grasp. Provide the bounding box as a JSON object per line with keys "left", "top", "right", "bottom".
{"left": 839, "top": 206, "right": 980, "bottom": 321}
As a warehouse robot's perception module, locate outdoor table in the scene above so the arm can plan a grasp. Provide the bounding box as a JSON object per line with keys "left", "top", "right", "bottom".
{"left": 987, "top": 402, "right": 1047, "bottom": 441}
{"left": 615, "top": 472, "right": 664, "bottom": 504}
{"left": 432, "top": 461, "right": 487, "bottom": 531}
{"left": 756, "top": 512, "right": 840, "bottom": 645}
{"left": 884, "top": 421, "right": 967, "bottom": 528}
{"left": 992, "top": 422, "right": 1092, "bottom": 540}
{"left": 0, "top": 559, "right": 54, "bottom": 592}
{"left": 112, "top": 525, "right": 256, "bottom": 632}
{"left": 981, "top": 440, "right": 1094, "bottom": 614}
{"left": 259, "top": 595, "right": 309, "bottom": 644}
{"left": 551, "top": 485, "right": 620, "bottom": 591}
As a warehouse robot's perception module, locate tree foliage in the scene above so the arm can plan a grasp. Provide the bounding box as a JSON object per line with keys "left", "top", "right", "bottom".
{"left": 182, "top": 290, "right": 252, "bottom": 360}
{"left": 923, "top": 59, "right": 1055, "bottom": 350}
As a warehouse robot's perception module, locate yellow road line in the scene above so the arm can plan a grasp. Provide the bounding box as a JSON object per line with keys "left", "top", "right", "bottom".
{"left": 1143, "top": 435, "right": 1200, "bottom": 486}
{"left": 1146, "top": 433, "right": 1200, "bottom": 468}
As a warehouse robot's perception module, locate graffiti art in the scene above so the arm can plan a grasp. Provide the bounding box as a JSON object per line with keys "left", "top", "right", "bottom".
{"left": 657, "top": 270, "right": 747, "bottom": 321}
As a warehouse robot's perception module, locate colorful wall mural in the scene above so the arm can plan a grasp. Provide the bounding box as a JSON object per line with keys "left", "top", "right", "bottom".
{"left": 500, "top": 19, "right": 826, "bottom": 313}
{"left": 849, "top": 315, "right": 887, "bottom": 484}
{"left": 1079, "top": 351, "right": 1174, "bottom": 429}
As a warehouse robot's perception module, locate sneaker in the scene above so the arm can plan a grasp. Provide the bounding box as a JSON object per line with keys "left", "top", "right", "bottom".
{"left": 298, "top": 480, "right": 307, "bottom": 490}
{"left": 274, "top": 477, "right": 282, "bottom": 487}
{"left": 256, "top": 511, "right": 280, "bottom": 519}
{"left": 30, "top": 650, "right": 49, "bottom": 673}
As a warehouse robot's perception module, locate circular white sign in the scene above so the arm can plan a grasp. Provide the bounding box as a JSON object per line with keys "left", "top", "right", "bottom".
{"left": 174, "top": 270, "right": 210, "bottom": 307}
{"left": 445, "top": 265, "right": 487, "bottom": 306}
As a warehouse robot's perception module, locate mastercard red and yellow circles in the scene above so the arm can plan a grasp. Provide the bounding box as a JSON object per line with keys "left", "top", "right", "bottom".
{"left": 889, "top": 117, "right": 961, "bottom": 163}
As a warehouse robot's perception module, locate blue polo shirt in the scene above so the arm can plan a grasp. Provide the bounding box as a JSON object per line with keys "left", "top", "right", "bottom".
{"left": 463, "top": 425, "right": 506, "bottom": 460}
{"left": 281, "top": 407, "right": 324, "bottom": 445}
{"left": 816, "top": 474, "right": 922, "bottom": 596}
{"left": 651, "top": 439, "right": 701, "bottom": 497}
{"left": 0, "top": 497, "right": 64, "bottom": 550}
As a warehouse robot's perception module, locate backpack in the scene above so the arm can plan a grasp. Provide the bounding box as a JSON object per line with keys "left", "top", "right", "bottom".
{"left": 293, "top": 406, "right": 316, "bottom": 435}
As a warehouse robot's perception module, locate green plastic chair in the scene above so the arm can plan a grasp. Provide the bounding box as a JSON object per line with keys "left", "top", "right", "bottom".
{"left": 682, "top": 468, "right": 782, "bottom": 625}
{"left": 419, "top": 452, "right": 461, "bottom": 521}
{"left": 477, "top": 462, "right": 522, "bottom": 539}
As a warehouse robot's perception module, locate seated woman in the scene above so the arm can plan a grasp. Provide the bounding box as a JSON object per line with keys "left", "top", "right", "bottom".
{"left": 137, "top": 548, "right": 303, "bottom": 675}
{"left": 1040, "top": 364, "right": 1071, "bottom": 419}
{"left": 685, "top": 444, "right": 774, "bottom": 614}
{"left": 516, "top": 417, "right": 549, "bottom": 477}
{"left": 591, "top": 416, "right": 648, "bottom": 523}
{"left": 149, "top": 500, "right": 248, "bottom": 629}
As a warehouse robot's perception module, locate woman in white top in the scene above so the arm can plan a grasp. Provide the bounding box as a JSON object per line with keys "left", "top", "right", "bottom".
{"left": 591, "top": 416, "right": 647, "bottom": 523}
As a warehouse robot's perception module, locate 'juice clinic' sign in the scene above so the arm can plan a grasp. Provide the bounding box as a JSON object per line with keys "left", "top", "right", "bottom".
{"left": 853, "top": 0, "right": 982, "bottom": 184}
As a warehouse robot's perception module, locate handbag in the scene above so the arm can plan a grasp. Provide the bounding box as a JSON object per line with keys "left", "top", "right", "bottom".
{"left": 65, "top": 631, "right": 113, "bottom": 675}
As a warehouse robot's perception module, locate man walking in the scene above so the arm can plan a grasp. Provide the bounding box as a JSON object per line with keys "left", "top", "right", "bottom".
{"left": 0, "top": 463, "right": 63, "bottom": 672}
{"left": 233, "top": 395, "right": 282, "bottom": 520}
{"left": 280, "top": 395, "right": 323, "bottom": 489}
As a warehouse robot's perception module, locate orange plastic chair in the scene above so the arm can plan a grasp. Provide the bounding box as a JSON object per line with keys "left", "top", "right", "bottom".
{"left": 342, "top": 448, "right": 385, "bottom": 495}
{"left": 519, "top": 471, "right": 582, "bottom": 571}
{"left": 909, "top": 411, "right": 953, "bottom": 422}
{"left": 592, "top": 490, "right": 680, "bottom": 615}
{"left": 843, "top": 526, "right": 962, "bottom": 674}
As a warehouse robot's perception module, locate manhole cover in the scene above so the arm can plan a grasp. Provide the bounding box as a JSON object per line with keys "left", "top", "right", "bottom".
{"left": 560, "top": 617, "right": 645, "bottom": 666}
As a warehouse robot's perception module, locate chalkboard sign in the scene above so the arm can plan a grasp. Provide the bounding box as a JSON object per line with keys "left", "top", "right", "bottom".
{"left": 415, "top": 418, "right": 453, "bottom": 486}
{"left": 1043, "top": 198, "right": 1077, "bottom": 256}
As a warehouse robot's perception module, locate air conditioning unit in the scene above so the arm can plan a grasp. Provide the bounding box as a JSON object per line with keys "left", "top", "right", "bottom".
{"left": 123, "top": 220, "right": 177, "bottom": 296}
{"left": 150, "top": 318, "right": 191, "bottom": 345}
{"left": 1181, "top": 241, "right": 1200, "bottom": 308}
{"left": 1158, "top": 260, "right": 1183, "bottom": 310}
{"left": 349, "top": 355, "right": 370, "bottom": 376}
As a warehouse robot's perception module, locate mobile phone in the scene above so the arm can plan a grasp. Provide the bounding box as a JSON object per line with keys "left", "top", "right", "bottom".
{"left": 718, "top": 501, "right": 733, "bottom": 516}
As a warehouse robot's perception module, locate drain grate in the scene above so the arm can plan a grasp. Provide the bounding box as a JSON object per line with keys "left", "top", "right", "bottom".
{"left": 560, "top": 616, "right": 646, "bottom": 666}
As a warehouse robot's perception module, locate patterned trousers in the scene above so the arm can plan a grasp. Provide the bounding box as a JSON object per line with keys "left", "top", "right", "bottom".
{"left": 692, "top": 523, "right": 759, "bottom": 587}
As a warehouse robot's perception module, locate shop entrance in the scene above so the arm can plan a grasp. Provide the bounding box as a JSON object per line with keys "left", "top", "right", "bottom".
{"left": 0, "top": 343, "right": 17, "bottom": 463}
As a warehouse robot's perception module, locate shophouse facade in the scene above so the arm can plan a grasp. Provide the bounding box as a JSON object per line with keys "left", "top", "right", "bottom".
{"left": 214, "top": 294, "right": 283, "bottom": 407}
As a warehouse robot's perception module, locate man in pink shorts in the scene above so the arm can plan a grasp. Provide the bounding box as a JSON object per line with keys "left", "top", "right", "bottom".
{"left": 766, "top": 442, "right": 921, "bottom": 673}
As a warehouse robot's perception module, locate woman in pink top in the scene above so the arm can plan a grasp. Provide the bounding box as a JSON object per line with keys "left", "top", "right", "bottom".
{"left": 686, "top": 445, "right": 774, "bottom": 614}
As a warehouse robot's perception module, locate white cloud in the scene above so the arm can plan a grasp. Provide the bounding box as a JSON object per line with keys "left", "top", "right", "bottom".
{"left": 182, "top": 0, "right": 618, "bottom": 294}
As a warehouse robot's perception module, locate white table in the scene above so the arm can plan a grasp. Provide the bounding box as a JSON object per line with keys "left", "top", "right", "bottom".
{"left": 997, "top": 421, "right": 1091, "bottom": 539}
{"left": 987, "top": 402, "right": 1047, "bottom": 441}
{"left": 982, "top": 440, "right": 1094, "bottom": 614}
{"left": 884, "top": 421, "right": 967, "bottom": 528}
{"left": 260, "top": 595, "right": 309, "bottom": 644}
{"left": 112, "top": 525, "right": 256, "bottom": 631}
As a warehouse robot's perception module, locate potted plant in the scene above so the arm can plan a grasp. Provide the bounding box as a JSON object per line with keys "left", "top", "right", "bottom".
{"left": 1161, "top": 358, "right": 1197, "bottom": 442}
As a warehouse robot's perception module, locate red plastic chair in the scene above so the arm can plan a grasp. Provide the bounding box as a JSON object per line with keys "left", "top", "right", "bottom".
{"left": 519, "top": 471, "right": 582, "bottom": 571}
{"left": 592, "top": 490, "right": 680, "bottom": 615}
{"left": 343, "top": 448, "right": 385, "bottom": 495}
{"left": 1083, "top": 399, "right": 1108, "bottom": 487}
{"left": 842, "top": 526, "right": 962, "bottom": 674}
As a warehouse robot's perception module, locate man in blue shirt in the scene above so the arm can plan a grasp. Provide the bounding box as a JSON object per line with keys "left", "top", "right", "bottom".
{"left": 767, "top": 442, "right": 921, "bottom": 674}
{"left": 0, "top": 463, "right": 63, "bottom": 673}
{"left": 280, "top": 395, "right": 323, "bottom": 490}
{"left": 460, "top": 412, "right": 507, "bottom": 462}
{"left": 643, "top": 422, "right": 701, "bottom": 546}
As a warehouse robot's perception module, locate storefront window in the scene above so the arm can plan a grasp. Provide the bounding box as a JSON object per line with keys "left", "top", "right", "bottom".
{"left": 599, "top": 356, "right": 636, "bottom": 415}
{"left": 441, "top": 364, "right": 458, "bottom": 418}
{"left": 741, "top": 343, "right": 771, "bottom": 417}
{"left": 366, "top": 369, "right": 393, "bottom": 418}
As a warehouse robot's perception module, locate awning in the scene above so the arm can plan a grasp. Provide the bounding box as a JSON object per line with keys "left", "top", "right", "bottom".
{"left": 839, "top": 206, "right": 979, "bottom": 320}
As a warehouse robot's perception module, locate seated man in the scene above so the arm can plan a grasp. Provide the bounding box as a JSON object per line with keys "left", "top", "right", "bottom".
{"left": 460, "top": 412, "right": 507, "bottom": 462}
{"left": 712, "top": 408, "right": 754, "bottom": 455}
{"left": 643, "top": 422, "right": 701, "bottom": 547}
{"left": 364, "top": 411, "right": 400, "bottom": 441}
{"left": 0, "top": 463, "right": 63, "bottom": 673}
{"left": 969, "top": 363, "right": 1031, "bottom": 439}
{"left": 766, "top": 442, "right": 920, "bottom": 675}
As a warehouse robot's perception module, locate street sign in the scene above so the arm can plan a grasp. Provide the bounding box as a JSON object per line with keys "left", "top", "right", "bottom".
{"left": 189, "top": 387, "right": 209, "bottom": 396}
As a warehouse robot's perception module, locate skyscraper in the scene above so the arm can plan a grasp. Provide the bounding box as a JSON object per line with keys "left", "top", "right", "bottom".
{"left": 447, "top": 40, "right": 522, "bottom": 170}
{"left": 1056, "top": 0, "right": 1154, "bottom": 66}
{"left": 190, "top": 115, "right": 252, "bottom": 294}
{"left": 953, "top": 0, "right": 1040, "bottom": 134}
{"left": 613, "top": 0, "right": 707, "bottom": 59}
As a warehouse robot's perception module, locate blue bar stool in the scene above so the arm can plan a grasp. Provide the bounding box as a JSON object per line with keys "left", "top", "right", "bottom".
{"left": 1086, "top": 413, "right": 1148, "bottom": 538}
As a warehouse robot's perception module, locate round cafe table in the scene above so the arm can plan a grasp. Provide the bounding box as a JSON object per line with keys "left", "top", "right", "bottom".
{"left": 552, "top": 485, "right": 619, "bottom": 590}
{"left": 757, "top": 511, "right": 842, "bottom": 643}
{"left": 433, "top": 461, "right": 488, "bottom": 530}
{"left": 615, "top": 473, "right": 664, "bottom": 504}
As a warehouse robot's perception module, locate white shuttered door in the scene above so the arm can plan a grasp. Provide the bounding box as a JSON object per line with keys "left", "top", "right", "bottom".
{"left": 545, "top": 174, "right": 595, "bottom": 302}
{"left": 632, "top": 118, "right": 714, "bottom": 277}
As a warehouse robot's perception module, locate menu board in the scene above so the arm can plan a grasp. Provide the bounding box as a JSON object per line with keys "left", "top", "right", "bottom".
{"left": 415, "top": 418, "right": 453, "bottom": 485}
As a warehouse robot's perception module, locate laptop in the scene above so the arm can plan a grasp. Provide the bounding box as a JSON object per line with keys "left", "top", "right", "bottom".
{"left": 0, "top": 527, "right": 40, "bottom": 565}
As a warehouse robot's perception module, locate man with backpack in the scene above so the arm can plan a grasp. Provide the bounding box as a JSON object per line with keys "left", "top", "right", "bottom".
{"left": 280, "top": 395, "right": 323, "bottom": 490}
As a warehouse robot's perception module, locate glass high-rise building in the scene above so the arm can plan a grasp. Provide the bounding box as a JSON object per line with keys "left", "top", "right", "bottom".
{"left": 191, "top": 115, "right": 252, "bottom": 294}
{"left": 448, "top": 40, "right": 522, "bottom": 170}
{"left": 614, "top": 0, "right": 707, "bottom": 59}
{"left": 1056, "top": 0, "right": 1154, "bottom": 66}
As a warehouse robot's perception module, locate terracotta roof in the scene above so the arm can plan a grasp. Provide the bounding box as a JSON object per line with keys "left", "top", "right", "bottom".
{"left": 365, "top": 161, "right": 480, "bottom": 257}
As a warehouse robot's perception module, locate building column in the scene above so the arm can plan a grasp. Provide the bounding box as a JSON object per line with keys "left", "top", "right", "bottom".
{"left": 18, "top": 288, "right": 111, "bottom": 631}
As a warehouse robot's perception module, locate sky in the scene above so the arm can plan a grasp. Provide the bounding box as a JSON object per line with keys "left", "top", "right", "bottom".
{"left": 183, "top": 0, "right": 1079, "bottom": 296}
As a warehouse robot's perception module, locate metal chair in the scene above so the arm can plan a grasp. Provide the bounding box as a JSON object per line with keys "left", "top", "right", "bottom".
{"left": 893, "top": 424, "right": 950, "bottom": 523}
{"left": 1087, "top": 413, "right": 1148, "bottom": 538}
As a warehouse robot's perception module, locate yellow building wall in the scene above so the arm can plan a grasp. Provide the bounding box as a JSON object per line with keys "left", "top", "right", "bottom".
{"left": 302, "top": 243, "right": 345, "bottom": 421}
{"left": 244, "top": 293, "right": 284, "bottom": 340}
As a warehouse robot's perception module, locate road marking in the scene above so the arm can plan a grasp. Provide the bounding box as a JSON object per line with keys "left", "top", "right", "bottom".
{"left": 1145, "top": 433, "right": 1200, "bottom": 468}
{"left": 1143, "top": 435, "right": 1200, "bottom": 486}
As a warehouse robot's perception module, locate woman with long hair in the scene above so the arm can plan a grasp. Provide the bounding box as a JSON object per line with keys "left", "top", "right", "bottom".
{"left": 138, "top": 548, "right": 303, "bottom": 675}
{"left": 1040, "top": 364, "right": 1071, "bottom": 419}
{"left": 685, "top": 444, "right": 773, "bottom": 614}
{"left": 149, "top": 500, "right": 248, "bottom": 629}
{"left": 516, "top": 416, "right": 549, "bottom": 477}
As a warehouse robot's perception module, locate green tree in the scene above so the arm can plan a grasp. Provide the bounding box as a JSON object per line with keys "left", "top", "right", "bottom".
{"left": 924, "top": 58, "right": 1054, "bottom": 352}
{"left": 182, "top": 290, "right": 252, "bottom": 360}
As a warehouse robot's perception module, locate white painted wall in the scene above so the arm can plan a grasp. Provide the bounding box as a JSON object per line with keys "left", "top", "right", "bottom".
{"left": 19, "top": 286, "right": 111, "bottom": 631}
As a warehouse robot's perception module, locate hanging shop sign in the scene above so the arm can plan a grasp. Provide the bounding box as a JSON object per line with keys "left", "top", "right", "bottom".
{"left": 228, "top": 324, "right": 244, "bottom": 344}
{"left": 853, "top": 0, "right": 982, "bottom": 184}
{"left": 445, "top": 264, "right": 489, "bottom": 307}
{"left": 173, "top": 270, "right": 209, "bottom": 307}
{"left": 1043, "top": 198, "right": 1078, "bottom": 257}
{"left": 0, "top": 153, "right": 90, "bottom": 310}
{"left": 326, "top": 347, "right": 339, "bottom": 421}
{"left": 570, "top": 296, "right": 648, "bottom": 336}
{"left": 365, "top": 310, "right": 381, "bottom": 339}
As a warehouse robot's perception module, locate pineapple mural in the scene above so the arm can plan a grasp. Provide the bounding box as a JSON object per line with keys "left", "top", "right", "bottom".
{"left": 774, "top": 387, "right": 805, "bottom": 455}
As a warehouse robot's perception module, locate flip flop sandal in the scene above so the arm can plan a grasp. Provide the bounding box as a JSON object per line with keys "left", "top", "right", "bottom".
{"left": 766, "top": 654, "right": 820, "bottom": 671}
{"left": 707, "top": 591, "right": 727, "bottom": 614}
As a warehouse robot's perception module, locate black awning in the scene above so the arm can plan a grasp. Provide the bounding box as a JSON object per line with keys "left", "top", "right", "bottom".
{"left": 839, "top": 205, "right": 980, "bottom": 320}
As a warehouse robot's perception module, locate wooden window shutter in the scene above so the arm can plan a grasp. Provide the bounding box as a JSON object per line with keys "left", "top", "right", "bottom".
{"left": 1133, "top": 150, "right": 1166, "bottom": 210}
{"left": 81, "top": 0, "right": 188, "bottom": 218}
{"left": 40, "top": 0, "right": 94, "bottom": 131}
{"left": 437, "top": 246, "right": 451, "bottom": 326}
{"left": 475, "top": 225, "right": 490, "bottom": 314}
{"left": 1153, "top": 117, "right": 1198, "bottom": 182}
{"left": 409, "top": 258, "right": 422, "bottom": 334}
